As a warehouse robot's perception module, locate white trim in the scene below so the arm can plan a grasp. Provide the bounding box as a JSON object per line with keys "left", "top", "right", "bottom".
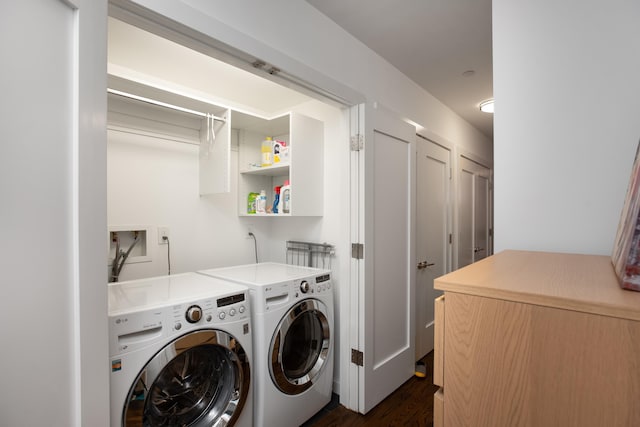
{"left": 68, "top": 3, "right": 82, "bottom": 425}
{"left": 458, "top": 148, "right": 493, "bottom": 170}
{"left": 77, "top": 0, "right": 109, "bottom": 425}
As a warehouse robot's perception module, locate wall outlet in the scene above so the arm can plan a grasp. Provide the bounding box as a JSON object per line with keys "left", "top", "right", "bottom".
{"left": 158, "top": 227, "right": 170, "bottom": 244}
{"left": 246, "top": 223, "right": 255, "bottom": 239}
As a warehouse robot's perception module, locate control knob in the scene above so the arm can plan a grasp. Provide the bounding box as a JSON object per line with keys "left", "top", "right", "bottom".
{"left": 186, "top": 305, "right": 202, "bottom": 323}
{"left": 300, "top": 280, "right": 310, "bottom": 294}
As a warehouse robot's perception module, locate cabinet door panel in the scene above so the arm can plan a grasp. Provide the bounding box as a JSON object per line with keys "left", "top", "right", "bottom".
{"left": 444, "top": 292, "right": 640, "bottom": 427}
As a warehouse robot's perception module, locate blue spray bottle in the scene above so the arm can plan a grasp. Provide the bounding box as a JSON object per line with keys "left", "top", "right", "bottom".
{"left": 272, "top": 186, "right": 281, "bottom": 214}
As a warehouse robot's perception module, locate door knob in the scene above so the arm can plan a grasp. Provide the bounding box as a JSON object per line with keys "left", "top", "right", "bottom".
{"left": 417, "top": 261, "right": 435, "bottom": 269}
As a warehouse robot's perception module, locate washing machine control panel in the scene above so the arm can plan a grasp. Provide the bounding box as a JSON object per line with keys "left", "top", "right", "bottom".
{"left": 293, "top": 273, "right": 332, "bottom": 299}
{"left": 168, "top": 292, "right": 249, "bottom": 333}
{"left": 185, "top": 305, "right": 203, "bottom": 323}
{"left": 215, "top": 292, "right": 248, "bottom": 322}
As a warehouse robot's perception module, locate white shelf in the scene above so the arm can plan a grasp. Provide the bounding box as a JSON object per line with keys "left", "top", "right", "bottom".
{"left": 239, "top": 213, "right": 291, "bottom": 217}
{"left": 240, "top": 163, "right": 290, "bottom": 176}
{"left": 235, "top": 111, "right": 324, "bottom": 217}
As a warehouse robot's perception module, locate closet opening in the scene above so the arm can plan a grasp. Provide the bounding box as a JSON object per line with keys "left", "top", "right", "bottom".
{"left": 106, "top": 4, "right": 359, "bottom": 411}
{"left": 105, "top": 11, "right": 351, "bottom": 284}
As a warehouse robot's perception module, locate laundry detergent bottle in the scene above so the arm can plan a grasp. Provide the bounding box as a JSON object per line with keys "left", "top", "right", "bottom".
{"left": 279, "top": 180, "right": 290, "bottom": 214}
{"left": 272, "top": 186, "right": 281, "bottom": 214}
{"left": 256, "top": 190, "right": 267, "bottom": 214}
{"left": 261, "top": 137, "right": 273, "bottom": 167}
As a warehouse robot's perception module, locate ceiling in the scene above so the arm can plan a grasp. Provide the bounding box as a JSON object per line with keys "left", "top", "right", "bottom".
{"left": 307, "top": 0, "right": 494, "bottom": 138}
{"left": 108, "top": 18, "right": 314, "bottom": 117}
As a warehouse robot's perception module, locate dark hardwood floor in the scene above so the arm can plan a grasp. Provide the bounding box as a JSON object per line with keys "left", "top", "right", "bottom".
{"left": 302, "top": 352, "right": 438, "bottom": 427}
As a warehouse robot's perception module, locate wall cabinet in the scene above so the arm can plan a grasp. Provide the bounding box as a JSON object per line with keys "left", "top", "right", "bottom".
{"left": 433, "top": 250, "right": 640, "bottom": 427}
{"left": 234, "top": 110, "right": 324, "bottom": 216}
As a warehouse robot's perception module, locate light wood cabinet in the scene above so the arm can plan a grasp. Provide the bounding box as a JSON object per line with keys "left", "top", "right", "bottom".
{"left": 434, "top": 250, "right": 640, "bottom": 427}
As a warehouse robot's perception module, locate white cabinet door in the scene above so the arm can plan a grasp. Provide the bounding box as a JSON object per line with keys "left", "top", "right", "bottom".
{"left": 415, "top": 139, "right": 451, "bottom": 360}
{"left": 352, "top": 103, "right": 416, "bottom": 414}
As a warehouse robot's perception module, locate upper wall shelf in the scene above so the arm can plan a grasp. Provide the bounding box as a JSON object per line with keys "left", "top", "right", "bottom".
{"left": 235, "top": 111, "right": 324, "bottom": 217}
{"left": 241, "top": 163, "right": 290, "bottom": 176}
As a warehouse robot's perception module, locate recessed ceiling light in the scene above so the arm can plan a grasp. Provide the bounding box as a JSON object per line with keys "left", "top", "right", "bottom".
{"left": 462, "top": 70, "right": 475, "bottom": 77}
{"left": 479, "top": 99, "right": 494, "bottom": 113}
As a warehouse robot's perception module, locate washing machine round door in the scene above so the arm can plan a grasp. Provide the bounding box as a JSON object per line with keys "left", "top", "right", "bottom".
{"left": 269, "top": 299, "right": 331, "bottom": 395}
{"left": 122, "top": 329, "right": 250, "bottom": 426}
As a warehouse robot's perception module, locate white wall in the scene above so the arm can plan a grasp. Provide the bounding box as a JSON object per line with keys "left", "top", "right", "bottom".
{"left": 493, "top": 0, "right": 640, "bottom": 255}
{"left": 2, "top": 4, "right": 76, "bottom": 425}
{"left": 108, "top": 129, "right": 255, "bottom": 279}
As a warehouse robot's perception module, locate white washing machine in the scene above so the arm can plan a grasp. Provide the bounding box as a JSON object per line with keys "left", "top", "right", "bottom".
{"left": 198, "top": 263, "right": 333, "bottom": 427}
{"left": 108, "top": 272, "right": 253, "bottom": 427}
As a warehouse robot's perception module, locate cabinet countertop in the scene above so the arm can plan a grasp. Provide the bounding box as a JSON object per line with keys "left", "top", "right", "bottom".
{"left": 434, "top": 250, "right": 640, "bottom": 321}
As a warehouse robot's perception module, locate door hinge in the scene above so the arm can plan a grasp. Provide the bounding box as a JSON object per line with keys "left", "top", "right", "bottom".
{"left": 449, "top": 233, "right": 452, "bottom": 244}
{"left": 351, "top": 349, "right": 364, "bottom": 366}
{"left": 350, "top": 134, "right": 364, "bottom": 151}
{"left": 351, "top": 243, "right": 364, "bottom": 259}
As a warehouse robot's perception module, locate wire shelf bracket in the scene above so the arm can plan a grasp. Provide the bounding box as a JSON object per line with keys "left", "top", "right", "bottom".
{"left": 286, "top": 240, "right": 335, "bottom": 269}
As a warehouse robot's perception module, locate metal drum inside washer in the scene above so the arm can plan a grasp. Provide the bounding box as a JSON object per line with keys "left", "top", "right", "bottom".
{"left": 108, "top": 272, "right": 253, "bottom": 427}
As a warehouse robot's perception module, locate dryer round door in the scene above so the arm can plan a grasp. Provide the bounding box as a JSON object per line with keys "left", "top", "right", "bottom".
{"left": 269, "top": 299, "right": 331, "bottom": 395}
{"left": 122, "top": 329, "right": 250, "bottom": 426}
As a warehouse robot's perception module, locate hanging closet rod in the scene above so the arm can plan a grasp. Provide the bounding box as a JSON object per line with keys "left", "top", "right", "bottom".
{"left": 107, "top": 88, "right": 226, "bottom": 122}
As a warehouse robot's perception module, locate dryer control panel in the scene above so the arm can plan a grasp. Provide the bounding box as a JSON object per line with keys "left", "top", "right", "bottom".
{"left": 294, "top": 273, "right": 332, "bottom": 299}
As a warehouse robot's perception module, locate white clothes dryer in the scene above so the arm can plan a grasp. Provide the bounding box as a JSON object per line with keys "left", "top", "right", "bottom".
{"left": 108, "top": 272, "right": 253, "bottom": 427}
{"left": 198, "top": 263, "right": 333, "bottom": 427}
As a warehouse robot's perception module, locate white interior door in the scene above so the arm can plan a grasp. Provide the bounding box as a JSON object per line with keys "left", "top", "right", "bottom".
{"left": 459, "top": 165, "right": 474, "bottom": 268}
{"left": 415, "top": 138, "right": 451, "bottom": 360}
{"left": 458, "top": 156, "right": 492, "bottom": 268}
{"left": 474, "top": 173, "right": 490, "bottom": 262}
{"left": 351, "top": 103, "right": 415, "bottom": 414}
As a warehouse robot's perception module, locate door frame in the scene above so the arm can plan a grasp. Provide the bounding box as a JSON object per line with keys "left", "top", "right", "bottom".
{"left": 107, "top": 0, "right": 366, "bottom": 412}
